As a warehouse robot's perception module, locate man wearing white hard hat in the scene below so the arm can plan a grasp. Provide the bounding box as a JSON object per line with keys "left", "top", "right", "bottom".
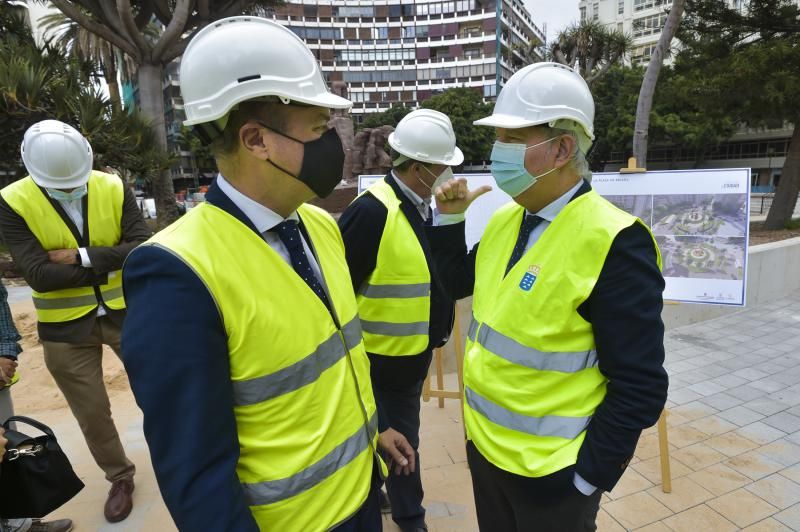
{"left": 121, "top": 17, "right": 414, "bottom": 531}
{"left": 0, "top": 120, "right": 150, "bottom": 523}
{"left": 339, "top": 109, "right": 464, "bottom": 532}
{"left": 429, "top": 63, "right": 668, "bottom": 530}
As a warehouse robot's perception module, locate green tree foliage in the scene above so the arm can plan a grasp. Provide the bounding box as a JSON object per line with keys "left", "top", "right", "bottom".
{"left": 421, "top": 88, "right": 495, "bottom": 164}
{"left": 546, "top": 20, "right": 632, "bottom": 86}
{"left": 358, "top": 104, "right": 412, "bottom": 130}
{"left": 677, "top": 0, "right": 800, "bottom": 229}
{"left": 590, "top": 65, "right": 736, "bottom": 171}
{"left": 0, "top": 3, "right": 168, "bottom": 183}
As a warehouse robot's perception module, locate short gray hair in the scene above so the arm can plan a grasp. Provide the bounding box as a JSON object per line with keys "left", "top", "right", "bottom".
{"left": 544, "top": 123, "right": 592, "bottom": 182}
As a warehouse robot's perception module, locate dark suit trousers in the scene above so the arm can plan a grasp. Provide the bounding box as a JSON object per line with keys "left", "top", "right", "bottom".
{"left": 375, "top": 377, "right": 427, "bottom": 530}
{"left": 467, "top": 441, "right": 602, "bottom": 532}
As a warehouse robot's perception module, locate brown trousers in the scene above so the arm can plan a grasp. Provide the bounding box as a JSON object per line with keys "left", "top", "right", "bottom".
{"left": 41, "top": 316, "right": 135, "bottom": 483}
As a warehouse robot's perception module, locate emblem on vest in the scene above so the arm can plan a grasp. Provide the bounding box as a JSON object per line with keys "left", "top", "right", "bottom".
{"left": 519, "top": 265, "right": 541, "bottom": 292}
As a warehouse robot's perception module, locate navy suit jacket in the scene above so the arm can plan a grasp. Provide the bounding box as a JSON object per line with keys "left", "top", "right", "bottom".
{"left": 121, "top": 182, "right": 262, "bottom": 531}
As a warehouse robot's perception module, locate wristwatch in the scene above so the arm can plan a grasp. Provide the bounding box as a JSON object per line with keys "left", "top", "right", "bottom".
{"left": 75, "top": 250, "right": 81, "bottom": 265}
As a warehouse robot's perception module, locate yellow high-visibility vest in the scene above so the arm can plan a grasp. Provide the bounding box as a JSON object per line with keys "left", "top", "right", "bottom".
{"left": 144, "top": 201, "right": 384, "bottom": 531}
{"left": 464, "top": 190, "right": 661, "bottom": 478}
{"left": 0, "top": 171, "right": 125, "bottom": 322}
{"left": 355, "top": 179, "right": 430, "bottom": 356}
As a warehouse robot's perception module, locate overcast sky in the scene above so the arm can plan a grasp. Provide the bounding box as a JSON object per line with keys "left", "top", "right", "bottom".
{"left": 523, "top": 0, "right": 581, "bottom": 42}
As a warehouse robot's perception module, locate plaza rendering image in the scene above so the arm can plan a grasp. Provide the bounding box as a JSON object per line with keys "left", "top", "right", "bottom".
{"left": 652, "top": 194, "right": 747, "bottom": 237}
{"left": 601, "top": 192, "right": 748, "bottom": 282}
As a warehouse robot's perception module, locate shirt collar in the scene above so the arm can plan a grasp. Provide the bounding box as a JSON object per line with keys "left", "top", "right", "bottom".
{"left": 528, "top": 180, "right": 584, "bottom": 222}
{"left": 391, "top": 170, "right": 430, "bottom": 219}
{"left": 216, "top": 173, "right": 298, "bottom": 233}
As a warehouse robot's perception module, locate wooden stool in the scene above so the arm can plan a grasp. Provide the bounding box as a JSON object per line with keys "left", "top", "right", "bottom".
{"left": 422, "top": 304, "right": 464, "bottom": 408}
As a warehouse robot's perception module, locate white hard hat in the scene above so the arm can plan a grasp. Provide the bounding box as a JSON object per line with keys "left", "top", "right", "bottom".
{"left": 20, "top": 120, "right": 93, "bottom": 189}
{"left": 180, "top": 16, "right": 351, "bottom": 127}
{"left": 474, "top": 62, "right": 595, "bottom": 153}
{"left": 388, "top": 109, "right": 464, "bottom": 166}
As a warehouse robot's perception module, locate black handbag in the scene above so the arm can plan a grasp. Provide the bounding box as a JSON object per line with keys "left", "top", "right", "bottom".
{"left": 0, "top": 416, "right": 84, "bottom": 518}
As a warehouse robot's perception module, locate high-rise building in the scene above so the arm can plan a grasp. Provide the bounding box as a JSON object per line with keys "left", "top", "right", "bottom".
{"left": 268, "top": 0, "right": 545, "bottom": 122}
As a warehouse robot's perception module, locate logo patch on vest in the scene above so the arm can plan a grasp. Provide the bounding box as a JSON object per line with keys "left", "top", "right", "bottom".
{"left": 519, "top": 265, "right": 541, "bottom": 292}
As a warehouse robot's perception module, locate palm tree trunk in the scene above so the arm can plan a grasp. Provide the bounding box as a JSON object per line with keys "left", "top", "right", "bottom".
{"left": 138, "top": 62, "right": 178, "bottom": 227}
{"left": 764, "top": 123, "right": 800, "bottom": 229}
{"left": 104, "top": 60, "right": 122, "bottom": 112}
{"left": 632, "top": 0, "right": 686, "bottom": 167}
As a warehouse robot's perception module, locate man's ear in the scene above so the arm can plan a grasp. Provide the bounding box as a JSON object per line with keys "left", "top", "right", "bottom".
{"left": 553, "top": 134, "right": 576, "bottom": 169}
{"left": 240, "top": 122, "right": 270, "bottom": 160}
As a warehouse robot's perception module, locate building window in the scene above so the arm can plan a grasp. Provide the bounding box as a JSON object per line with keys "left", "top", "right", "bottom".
{"left": 464, "top": 46, "right": 482, "bottom": 59}
{"left": 593, "top": 3, "right": 599, "bottom": 20}
{"left": 303, "top": 5, "right": 316, "bottom": 18}
{"left": 631, "top": 43, "right": 657, "bottom": 64}
{"left": 633, "top": 0, "right": 668, "bottom": 11}
{"left": 403, "top": 26, "right": 415, "bottom": 38}
{"left": 618, "top": 0, "right": 625, "bottom": 14}
{"left": 389, "top": 4, "right": 402, "bottom": 17}
{"left": 632, "top": 13, "right": 668, "bottom": 37}
{"left": 483, "top": 84, "right": 497, "bottom": 97}
{"left": 580, "top": 6, "right": 587, "bottom": 20}
{"left": 335, "top": 6, "right": 374, "bottom": 17}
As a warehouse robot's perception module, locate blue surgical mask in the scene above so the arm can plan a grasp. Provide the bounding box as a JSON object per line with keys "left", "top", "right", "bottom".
{"left": 490, "top": 138, "right": 559, "bottom": 197}
{"left": 46, "top": 185, "right": 88, "bottom": 202}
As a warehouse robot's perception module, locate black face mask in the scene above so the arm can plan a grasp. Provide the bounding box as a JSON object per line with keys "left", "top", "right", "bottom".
{"left": 259, "top": 123, "right": 345, "bottom": 198}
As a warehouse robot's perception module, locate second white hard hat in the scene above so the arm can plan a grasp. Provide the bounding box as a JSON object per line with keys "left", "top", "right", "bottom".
{"left": 388, "top": 109, "right": 464, "bottom": 166}
{"left": 21, "top": 120, "right": 93, "bottom": 189}
{"left": 474, "top": 62, "right": 595, "bottom": 153}
{"left": 180, "top": 16, "right": 351, "bottom": 127}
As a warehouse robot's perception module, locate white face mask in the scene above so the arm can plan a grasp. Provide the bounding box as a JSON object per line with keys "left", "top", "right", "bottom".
{"left": 46, "top": 184, "right": 88, "bottom": 202}
{"left": 420, "top": 166, "right": 454, "bottom": 194}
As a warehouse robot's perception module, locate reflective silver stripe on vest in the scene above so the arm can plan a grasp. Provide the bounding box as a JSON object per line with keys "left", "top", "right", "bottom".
{"left": 32, "top": 286, "right": 123, "bottom": 311}
{"left": 242, "top": 412, "right": 377, "bottom": 506}
{"left": 465, "top": 387, "right": 590, "bottom": 439}
{"left": 233, "top": 318, "right": 363, "bottom": 407}
{"left": 360, "top": 319, "right": 428, "bottom": 337}
{"left": 467, "top": 318, "right": 597, "bottom": 374}
{"left": 33, "top": 293, "right": 98, "bottom": 310}
{"left": 101, "top": 285, "right": 124, "bottom": 300}
{"left": 360, "top": 282, "right": 430, "bottom": 299}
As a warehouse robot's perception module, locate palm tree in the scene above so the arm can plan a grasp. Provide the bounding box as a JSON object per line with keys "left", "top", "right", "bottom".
{"left": 32, "top": 0, "right": 284, "bottom": 226}
{"left": 546, "top": 20, "right": 632, "bottom": 86}
{"left": 632, "top": 0, "right": 687, "bottom": 167}
{"left": 38, "top": 10, "right": 151, "bottom": 111}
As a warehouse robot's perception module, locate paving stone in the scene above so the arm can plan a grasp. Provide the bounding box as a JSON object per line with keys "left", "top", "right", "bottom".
{"left": 736, "top": 422, "right": 788, "bottom": 445}
{"left": 699, "top": 392, "right": 744, "bottom": 411}
{"left": 672, "top": 442, "right": 727, "bottom": 471}
{"left": 742, "top": 517, "right": 794, "bottom": 531}
{"left": 632, "top": 455, "right": 693, "bottom": 485}
{"left": 647, "top": 476, "right": 714, "bottom": 513}
{"left": 688, "top": 462, "right": 753, "bottom": 496}
{"left": 593, "top": 509, "right": 626, "bottom": 532}
{"left": 670, "top": 401, "right": 719, "bottom": 422}
{"left": 634, "top": 522, "right": 672, "bottom": 532}
{"left": 668, "top": 387, "right": 705, "bottom": 405}
{"left": 745, "top": 398, "right": 793, "bottom": 417}
{"left": 662, "top": 504, "right": 738, "bottom": 532}
{"left": 773, "top": 503, "right": 800, "bottom": 530}
{"left": 756, "top": 439, "right": 800, "bottom": 467}
{"left": 725, "top": 451, "right": 787, "bottom": 481}
{"left": 763, "top": 412, "right": 800, "bottom": 434}
{"left": 726, "top": 384, "right": 769, "bottom": 402}
{"left": 780, "top": 463, "right": 800, "bottom": 484}
{"left": 717, "top": 405, "right": 766, "bottom": 427}
{"left": 687, "top": 415, "right": 738, "bottom": 436}
{"left": 607, "top": 468, "right": 654, "bottom": 500}
{"left": 745, "top": 473, "right": 800, "bottom": 509}
{"left": 786, "top": 431, "right": 800, "bottom": 446}
{"left": 711, "top": 374, "right": 751, "bottom": 390}
{"left": 687, "top": 381, "right": 728, "bottom": 397}
{"left": 707, "top": 488, "right": 780, "bottom": 528}
{"left": 668, "top": 424, "right": 711, "bottom": 449}
{"left": 603, "top": 492, "right": 673, "bottom": 530}
{"left": 749, "top": 379, "right": 788, "bottom": 394}
{"left": 705, "top": 432, "right": 761, "bottom": 457}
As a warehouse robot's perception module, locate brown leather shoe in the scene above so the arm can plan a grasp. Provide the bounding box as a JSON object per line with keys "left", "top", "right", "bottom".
{"left": 104, "top": 478, "right": 135, "bottom": 522}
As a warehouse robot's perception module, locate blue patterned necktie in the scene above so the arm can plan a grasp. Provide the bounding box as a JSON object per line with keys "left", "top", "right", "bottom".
{"left": 270, "top": 220, "right": 332, "bottom": 310}
{"left": 505, "top": 214, "right": 544, "bottom": 276}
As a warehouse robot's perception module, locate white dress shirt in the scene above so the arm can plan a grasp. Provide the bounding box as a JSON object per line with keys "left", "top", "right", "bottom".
{"left": 56, "top": 197, "right": 105, "bottom": 316}
{"left": 437, "top": 179, "right": 597, "bottom": 495}
{"left": 391, "top": 171, "right": 431, "bottom": 221}
{"left": 216, "top": 174, "right": 328, "bottom": 293}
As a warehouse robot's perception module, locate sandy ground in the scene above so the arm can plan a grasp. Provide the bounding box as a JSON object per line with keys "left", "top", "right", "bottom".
{"left": 10, "top": 299, "right": 131, "bottom": 414}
